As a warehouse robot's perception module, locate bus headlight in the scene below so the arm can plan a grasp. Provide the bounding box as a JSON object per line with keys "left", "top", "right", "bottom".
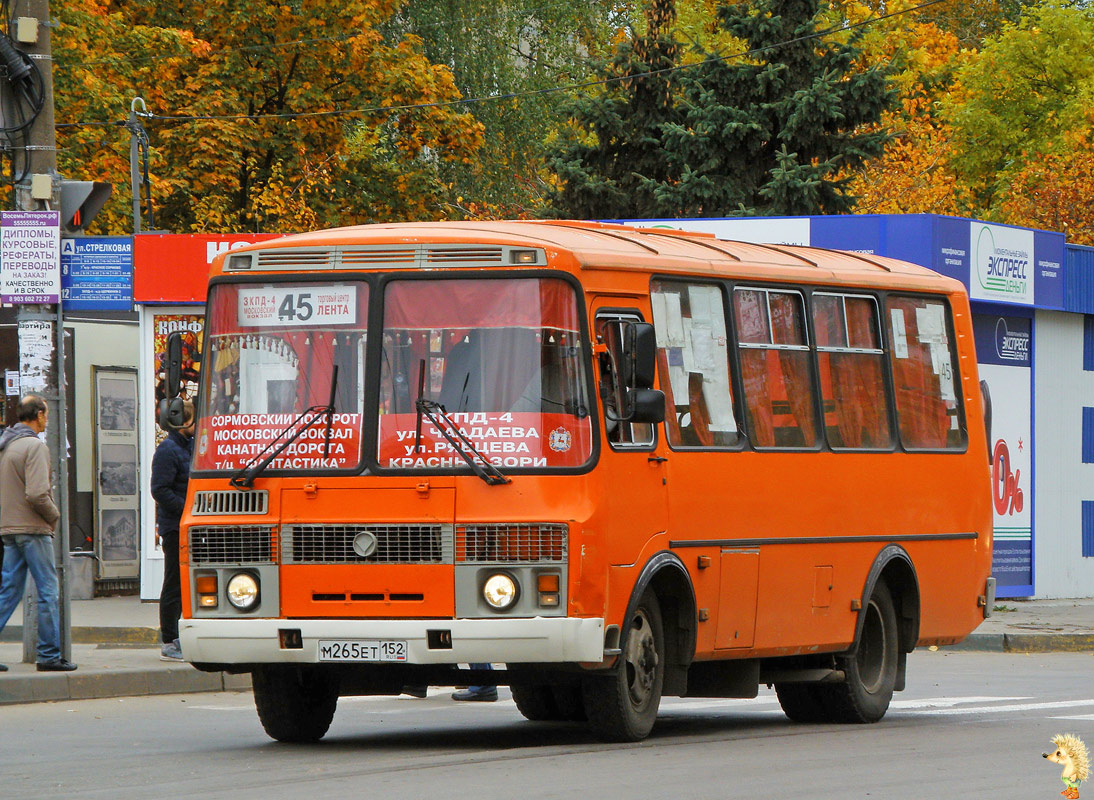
{"left": 226, "top": 572, "right": 260, "bottom": 610}
{"left": 483, "top": 573, "right": 518, "bottom": 610}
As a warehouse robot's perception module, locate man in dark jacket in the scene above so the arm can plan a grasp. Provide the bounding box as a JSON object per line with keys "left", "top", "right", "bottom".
{"left": 0, "top": 395, "right": 76, "bottom": 672}
{"left": 151, "top": 399, "right": 194, "bottom": 661}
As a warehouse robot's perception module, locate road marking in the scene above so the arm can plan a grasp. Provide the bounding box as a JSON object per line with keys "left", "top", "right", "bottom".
{"left": 914, "top": 699, "right": 1094, "bottom": 716}
{"left": 1050, "top": 714, "right": 1094, "bottom": 721}
{"left": 891, "top": 696, "right": 1030, "bottom": 709}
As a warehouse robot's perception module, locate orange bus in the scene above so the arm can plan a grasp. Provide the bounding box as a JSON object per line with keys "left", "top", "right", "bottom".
{"left": 166, "top": 220, "right": 995, "bottom": 743}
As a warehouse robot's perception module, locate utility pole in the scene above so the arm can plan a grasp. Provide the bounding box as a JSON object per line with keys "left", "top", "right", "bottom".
{"left": 128, "top": 98, "right": 146, "bottom": 234}
{"left": 10, "top": 0, "right": 71, "bottom": 664}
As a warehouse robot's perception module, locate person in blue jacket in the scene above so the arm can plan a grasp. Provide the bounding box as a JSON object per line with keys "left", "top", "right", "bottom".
{"left": 151, "top": 399, "right": 194, "bottom": 662}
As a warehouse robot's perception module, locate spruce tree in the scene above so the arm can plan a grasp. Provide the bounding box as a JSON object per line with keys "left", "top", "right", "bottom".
{"left": 657, "top": 0, "right": 894, "bottom": 216}
{"left": 549, "top": 0, "right": 894, "bottom": 219}
{"left": 549, "top": 0, "right": 683, "bottom": 219}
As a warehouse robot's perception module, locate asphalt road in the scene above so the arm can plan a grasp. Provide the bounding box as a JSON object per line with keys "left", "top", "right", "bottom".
{"left": 3, "top": 650, "right": 1092, "bottom": 800}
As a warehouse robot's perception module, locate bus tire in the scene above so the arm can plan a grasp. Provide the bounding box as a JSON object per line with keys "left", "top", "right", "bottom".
{"left": 774, "top": 682, "right": 832, "bottom": 723}
{"left": 824, "top": 580, "right": 899, "bottom": 723}
{"left": 551, "top": 684, "right": 587, "bottom": 721}
{"left": 511, "top": 683, "right": 586, "bottom": 722}
{"left": 583, "top": 590, "right": 664, "bottom": 742}
{"left": 511, "top": 684, "right": 557, "bottom": 721}
{"left": 252, "top": 665, "right": 339, "bottom": 743}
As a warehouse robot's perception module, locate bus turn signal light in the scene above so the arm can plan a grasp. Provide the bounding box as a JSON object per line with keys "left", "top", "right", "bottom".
{"left": 538, "top": 573, "right": 560, "bottom": 607}
{"left": 196, "top": 574, "right": 218, "bottom": 608}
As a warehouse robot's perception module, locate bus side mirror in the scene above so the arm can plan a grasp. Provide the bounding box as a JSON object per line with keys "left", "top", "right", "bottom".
{"left": 628, "top": 387, "right": 665, "bottom": 424}
{"left": 623, "top": 322, "right": 657, "bottom": 389}
{"left": 165, "top": 332, "right": 184, "bottom": 399}
{"left": 159, "top": 397, "right": 189, "bottom": 430}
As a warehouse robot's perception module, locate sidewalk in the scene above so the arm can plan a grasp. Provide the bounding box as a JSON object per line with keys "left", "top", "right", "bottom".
{"left": 0, "top": 595, "right": 251, "bottom": 706}
{"left": 1, "top": 595, "right": 1092, "bottom": 707}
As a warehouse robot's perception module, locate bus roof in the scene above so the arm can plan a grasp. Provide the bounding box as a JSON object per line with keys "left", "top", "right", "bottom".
{"left": 216, "top": 220, "right": 964, "bottom": 294}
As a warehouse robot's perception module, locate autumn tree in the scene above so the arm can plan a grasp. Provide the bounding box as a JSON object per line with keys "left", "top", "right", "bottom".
{"left": 995, "top": 120, "right": 1094, "bottom": 243}
{"left": 52, "top": 0, "right": 484, "bottom": 234}
{"left": 841, "top": 0, "right": 973, "bottom": 215}
{"left": 49, "top": 0, "right": 196, "bottom": 234}
{"left": 383, "top": 1, "right": 630, "bottom": 219}
{"left": 944, "top": 1, "right": 1094, "bottom": 215}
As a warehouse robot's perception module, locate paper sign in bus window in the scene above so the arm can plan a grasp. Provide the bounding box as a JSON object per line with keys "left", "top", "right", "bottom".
{"left": 890, "top": 308, "right": 909, "bottom": 358}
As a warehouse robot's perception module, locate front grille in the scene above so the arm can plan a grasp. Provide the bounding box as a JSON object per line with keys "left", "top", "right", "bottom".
{"left": 456, "top": 523, "right": 567, "bottom": 563}
{"left": 192, "top": 490, "right": 268, "bottom": 516}
{"left": 189, "top": 525, "right": 276, "bottom": 564}
{"left": 282, "top": 524, "right": 451, "bottom": 564}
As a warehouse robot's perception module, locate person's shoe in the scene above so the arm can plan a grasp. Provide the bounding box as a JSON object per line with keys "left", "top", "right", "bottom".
{"left": 401, "top": 685, "right": 428, "bottom": 698}
{"left": 451, "top": 687, "right": 498, "bottom": 702}
{"left": 160, "top": 640, "right": 184, "bottom": 662}
{"left": 0, "top": 663, "right": 8, "bottom": 672}
{"left": 36, "top": 658, "right": 77, "bottom": 672}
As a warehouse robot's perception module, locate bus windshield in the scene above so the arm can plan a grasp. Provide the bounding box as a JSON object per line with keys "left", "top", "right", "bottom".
{"left": 193, "top": 281, "right": 367, "bottom": 472}
{"left": 377, "top": 277, "right": 593, "bottom": 471}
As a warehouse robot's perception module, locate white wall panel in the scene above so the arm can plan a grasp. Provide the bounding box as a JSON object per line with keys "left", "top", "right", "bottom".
{"left": 1033, "top": 310, "right": 1094, "bottom": 598}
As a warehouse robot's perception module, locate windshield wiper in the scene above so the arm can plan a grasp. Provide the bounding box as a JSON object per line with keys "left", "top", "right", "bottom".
{"left": 229, "top": 367, "right": 340, "bottom": 488}
{"left": 414, "top": 398, "right": 511, "bottom": 486}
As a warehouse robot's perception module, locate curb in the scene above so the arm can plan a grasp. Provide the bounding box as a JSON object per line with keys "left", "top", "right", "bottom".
{"left": 939, "top": 632, "right": 1094, "bottom": 653}
{"left": 1, "top": 626, "right": 159, "bottom": 646}
{"left": 0, "top": 666, "right": 251, "bottom": 706}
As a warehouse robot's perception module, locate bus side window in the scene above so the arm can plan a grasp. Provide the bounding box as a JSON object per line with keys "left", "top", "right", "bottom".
{"left": 885, "top": 296, "right": 966, "bottom": 450}
{"left": 812, "top": 293, "right": 893, "bottom": 449}
{"left": 732, "top": 288, "right": 819, "bottom": 448}
{"left": 650, "top": 280, "right": 740, "bottom": 448}
{"left": 596, "top": 314, "right": 655, "bottom": 448}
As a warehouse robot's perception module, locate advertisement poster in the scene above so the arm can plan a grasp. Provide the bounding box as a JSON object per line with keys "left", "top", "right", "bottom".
{"left": 17, "top": 319, "right": 53, "bottom": 393}
{"left": 974, "top": 313, "right": 1033, "bottom": 596}
{"left": 0, "top": 210, "right": 60, "bottom": 303}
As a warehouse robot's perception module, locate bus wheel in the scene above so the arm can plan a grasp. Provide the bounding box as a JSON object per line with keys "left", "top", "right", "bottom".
{"left": 252, "top": 665, "right": 339, "bottom": 743}
{"left": 511, "top": 684, "right": 557, "bottom": 721}
{"left": 551, "top": 684, "right": 587, "bottom": 721}
{"left": 825, "top": 580, "right": 899, "bottom": 723}
{"left": 583, "top": 591, "right": 664, "bottom": 742}
{"left": 512, "top": 683, "right": 586, "bottom": 722}
{"left": 774, "top": 682, "right": 832, "bottom": 723}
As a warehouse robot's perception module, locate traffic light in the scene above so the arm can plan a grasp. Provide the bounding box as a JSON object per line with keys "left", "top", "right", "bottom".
{"left": 60, "top": 180, "right": 112, "bottom": 234}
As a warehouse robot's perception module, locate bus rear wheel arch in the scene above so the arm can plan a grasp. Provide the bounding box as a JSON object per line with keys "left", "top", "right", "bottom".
{"left": 775, "top": 578, "right": 900, "bottom": 724}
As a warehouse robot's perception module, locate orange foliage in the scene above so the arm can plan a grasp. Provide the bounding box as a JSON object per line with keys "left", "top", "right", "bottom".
{"left": 838, "top": 0, "right": 973, "bottom": 215}
{"left": 997, "top": 127, "right": 1094, "bottom": 245}
{"left": 52, "top": 0, "right": 483, "bottom": 234}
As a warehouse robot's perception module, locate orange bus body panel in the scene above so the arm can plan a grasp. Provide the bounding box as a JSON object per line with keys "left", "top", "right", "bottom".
{"left": 182, "top": 220, "right": 992, "bottom": 672}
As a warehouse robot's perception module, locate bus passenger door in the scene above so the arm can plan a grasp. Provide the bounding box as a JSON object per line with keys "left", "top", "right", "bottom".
{"left": 592, "top": 303, "right": 669, "bottom": 566}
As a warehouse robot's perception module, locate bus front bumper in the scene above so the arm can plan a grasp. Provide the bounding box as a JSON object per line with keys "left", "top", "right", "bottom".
{"left": 179, "top": 616, "right": 606, "bottom": 665}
